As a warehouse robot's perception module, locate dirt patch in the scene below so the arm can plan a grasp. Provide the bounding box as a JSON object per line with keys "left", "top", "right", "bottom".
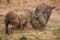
{"left": 0, "top": 0, "right": 60, "bottom": 40}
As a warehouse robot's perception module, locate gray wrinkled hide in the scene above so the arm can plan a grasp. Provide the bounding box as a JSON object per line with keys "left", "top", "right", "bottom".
{"left": 30, "top": 3, "right": 55, "bottom": 28}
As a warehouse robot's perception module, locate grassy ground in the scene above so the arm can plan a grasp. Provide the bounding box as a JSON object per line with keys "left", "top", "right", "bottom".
{"left": 0, "top": 12, "right": 60, "bottom": 40}
{"left": 0, "top": 0, "right": 60, "bottom": 40}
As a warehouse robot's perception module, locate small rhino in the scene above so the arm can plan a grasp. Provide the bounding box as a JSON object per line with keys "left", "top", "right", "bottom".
{"left": 30, "top": 3, "right": 55, "bottom": 28}
{"left": 5, "top": 9, "right": 33, "bottom": 34}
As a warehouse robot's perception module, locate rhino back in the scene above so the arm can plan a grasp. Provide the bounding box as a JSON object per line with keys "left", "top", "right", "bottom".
{"left": 12, "top": 9, "right": 32, "bottom": 25}
{"left": 5, "top": 11, "right": 19, "bottom": 26}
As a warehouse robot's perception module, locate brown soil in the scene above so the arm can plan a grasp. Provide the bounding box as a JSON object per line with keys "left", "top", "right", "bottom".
{"left": 0, "top": 0, "right": 60, "bottom": 40}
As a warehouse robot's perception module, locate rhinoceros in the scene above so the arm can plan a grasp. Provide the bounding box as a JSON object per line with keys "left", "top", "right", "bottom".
{"left": 5, "top": 9, "right": 33, "bottom": 34}
{"left": 30, "top": 3, "right": 55, "bottom": 28}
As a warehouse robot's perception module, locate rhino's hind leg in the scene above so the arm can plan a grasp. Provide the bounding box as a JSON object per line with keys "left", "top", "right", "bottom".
{"left": 5, "top": 20, "right": 9, "bottom": 34}
{"left": 22, "top": 22, "right": 28, "bottom": 30}
{"left": 17, "top": 24, "right": 21, "bottom": 29}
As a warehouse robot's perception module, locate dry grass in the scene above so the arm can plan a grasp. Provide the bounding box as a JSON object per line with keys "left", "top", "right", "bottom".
{"left": 0, "top": 15, "right": 60, "bottom": 40}
{"left": 0, "top": 0, "right": 60, "bottom": 40}
{"left": 0, "top": 14, "right": 5, "bottom": 24}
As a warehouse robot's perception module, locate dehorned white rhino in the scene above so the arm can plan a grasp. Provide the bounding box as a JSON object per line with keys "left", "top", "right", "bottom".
{"left": 5, "top": 9, "right": 33, "bottom": 34}
{"left": 30, "top": 3, "right": 55, "bottom": 28}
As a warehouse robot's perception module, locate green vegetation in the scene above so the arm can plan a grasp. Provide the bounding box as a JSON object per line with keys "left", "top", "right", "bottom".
{"left": 18, "top": 36, "right": 27, "bottom": 40}
{"left": 28, "top": 38, "right": 33, "bottom": 40}
{"left": 53, "top": 27, "right": 60, "bottom": 39}
{"left": 4, "top": 37, "right": 10, "bottom": 40}
{"left": 14, "top": 39, "right": 17, "bottom": 40}
{"left": 54, "top": 27, "right": 60, "bottom": 33}
{"left": 0, "top": 37, "right": 2, "bottom": 40}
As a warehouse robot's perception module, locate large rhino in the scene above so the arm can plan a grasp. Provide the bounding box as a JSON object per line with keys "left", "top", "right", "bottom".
{"left": 30, "top": 3, "right": 55, "bottom": 28}
{"left": 5, "top": 9, "right": 33, "bottom": 34}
